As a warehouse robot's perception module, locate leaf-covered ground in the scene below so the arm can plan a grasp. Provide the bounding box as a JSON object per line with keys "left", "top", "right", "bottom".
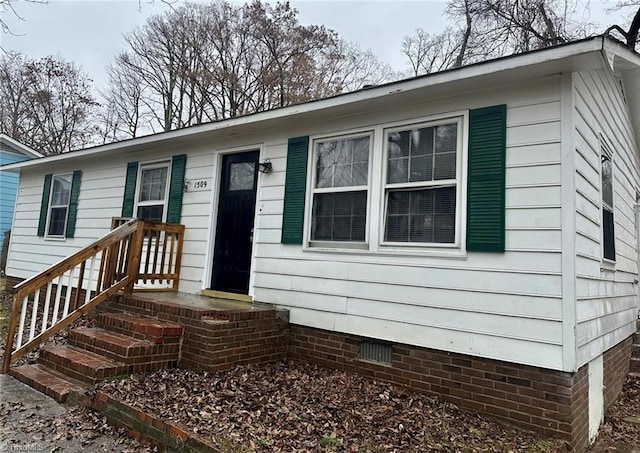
{"left": 589, "top": 376, "right": 640, "bottom": 452}
{"left": 2, "top": 281, "right": 640, "bottom": 452}
{"left": 97, "top": 362, "right": 567, "bottom": 452}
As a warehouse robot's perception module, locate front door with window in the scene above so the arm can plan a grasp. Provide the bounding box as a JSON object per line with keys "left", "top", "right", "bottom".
{"left": 211, "top": 151, "right": 260, "bottom": 294}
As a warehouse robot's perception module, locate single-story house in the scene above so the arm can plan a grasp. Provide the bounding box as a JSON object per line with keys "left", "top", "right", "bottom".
{"left": 0, "top": 134, "right": 42, "bottom": 266}
{"left": 2, "top": 36, "right": 639, "bottom": 451}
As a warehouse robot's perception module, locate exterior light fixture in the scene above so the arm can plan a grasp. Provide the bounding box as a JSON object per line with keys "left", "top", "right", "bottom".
{"left": 258, "top": 159, "right": 273, "bottom": 174}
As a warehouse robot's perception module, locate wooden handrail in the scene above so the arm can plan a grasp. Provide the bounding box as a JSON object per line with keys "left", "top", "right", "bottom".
{"left": 1, "top": 217, "right": 185, "bottom": 373}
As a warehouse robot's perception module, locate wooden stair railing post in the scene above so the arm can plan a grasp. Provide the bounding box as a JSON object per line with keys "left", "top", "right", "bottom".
{"left": 173, "top": 226, "right": 185, "bottom": 290}
{"left": 124, "top": 220, "right": 144, "bottom": 295}
{"left": 2, "top": 288, "right": 25, "bottom": 373}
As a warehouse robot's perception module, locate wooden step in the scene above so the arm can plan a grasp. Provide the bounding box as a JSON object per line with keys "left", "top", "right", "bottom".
{"left": 39, "top": 345, "right": 126, "bottom": 384}
{"left": 96, "top": 312, "right": 183, "bottom": 343}
{"left": 9, "top": 364, "right": 87, "bottom": 402}
{"left": 633, "top": 344, "right": 640, "bottom": 359}
{"left": 630, "top": 357, "right": 640, "bottom": 374}
{"left": 68, "top": 327, "right": 180, "bottom": 372}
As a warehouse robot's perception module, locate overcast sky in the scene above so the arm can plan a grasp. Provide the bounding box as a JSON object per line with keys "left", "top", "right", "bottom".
{"left": 1, "top": 0, "right": 620, "bottom": 93}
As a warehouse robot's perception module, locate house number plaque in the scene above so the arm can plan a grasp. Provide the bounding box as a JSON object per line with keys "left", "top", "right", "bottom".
{"left": 187, "top": 178, "right": 212, "bottom": 192}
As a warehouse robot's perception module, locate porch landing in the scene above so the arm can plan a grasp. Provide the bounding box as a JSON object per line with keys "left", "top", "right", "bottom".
{"left": 132, "top": 291, "right": 254, "bottom": 311}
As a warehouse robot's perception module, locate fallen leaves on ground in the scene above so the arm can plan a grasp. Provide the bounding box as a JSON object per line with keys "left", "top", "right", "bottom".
{"left": 0, "top": 289, "right": 94, "bottom": 365}
{"left": 589, "top": 376, "right": 640, "bottom": 452}
{"left": 98, "top": 361, "right": 567, "bottom": 452}
{"left": 0, "top": 400, "right": 151, "bottom": 452}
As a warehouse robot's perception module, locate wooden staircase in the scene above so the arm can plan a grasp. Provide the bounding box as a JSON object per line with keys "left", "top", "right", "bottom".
{"left": 9, "top": 309, "right": 183, "bottom": 402}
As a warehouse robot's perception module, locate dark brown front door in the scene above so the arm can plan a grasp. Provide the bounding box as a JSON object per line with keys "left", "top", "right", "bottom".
{"left": 211, "top": 151, "right": 260, "bottom": 294}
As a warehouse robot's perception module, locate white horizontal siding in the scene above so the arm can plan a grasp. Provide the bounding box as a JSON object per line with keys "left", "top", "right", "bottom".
{"left": 253, "top": 77, "right": 565, "bottom": 369}
{"left": 573, "top": 68, "right": 640, "bottom": 367}
{"left": 6, "top": 76, "right": 571, "bottom": 369}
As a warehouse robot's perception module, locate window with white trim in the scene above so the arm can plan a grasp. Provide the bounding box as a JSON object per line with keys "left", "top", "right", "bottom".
{"left": 47, "top": 174, "right": 72, "bottom": 237}
{"left": 310, "top": 134, "right": 371, "bottom": 244}
{"left": 383, "top": 120, "right": 459, "bottom": 245}
{"left": 136, "top": 162, "right": 170, "bottom": 222}
{"left": 601, "top": 139, "right": 615, "bottom": 261}
{"left": 306, "top": 116, "right": 464, "bottom": 251}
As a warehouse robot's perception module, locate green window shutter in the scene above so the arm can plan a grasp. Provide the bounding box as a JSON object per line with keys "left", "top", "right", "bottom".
{"left": 37, "top": 174, "right": 53, "bottom": 237}
{"left": 467, "top": 104, "right": 507, "bottom": 252}
{"left": 65, "top": 170, "right": 82, "bottom": 238}
{"left": 281, "top": 136, "right": 309, "bottom": 244}
{"left": 122, "top": 162, "right": 138, "bottom": 218}
{"left": 166, "top": 154, "right": 187, "bottom": 224}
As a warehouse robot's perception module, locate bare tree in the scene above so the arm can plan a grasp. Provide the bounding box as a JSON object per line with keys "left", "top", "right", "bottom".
{"left": 0, "top": 53, "right": 98, "bottom": 154}
{"left": 102, "top": 0, "right": 395, "bottom": 137}
{"left": 606, "top": 1, "right": 640, "bottom": 50}
{"left": 402, "top": 28, "right": 461, "bottom": 76}
{"left": 403, "top": 0, "right": 594, "bottom": 76}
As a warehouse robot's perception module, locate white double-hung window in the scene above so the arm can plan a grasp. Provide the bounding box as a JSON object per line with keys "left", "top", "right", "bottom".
{"left": 306, "top": 116, "right": 464, "bottom": 251}
{"left": 383, "top": 119, "right": 460, "bottom": 245}
{"left": 47, "top": 174, "right": 72, "bottom": 237}
{"left": 136, "top": 162, "right": 170, "bottom": 222}
{"left": 310, "top": 133, "right": 371, "bottom": 245}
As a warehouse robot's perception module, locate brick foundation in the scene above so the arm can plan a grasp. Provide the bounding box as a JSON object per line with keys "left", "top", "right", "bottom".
{"left": 4, "top": 275, "right": 21, "bottom": 290}
{"left": 288, "top": 324, "right": 591, "bottom": 451}
{"left": 602, "top": 336, "right": 632, "bottom": 410}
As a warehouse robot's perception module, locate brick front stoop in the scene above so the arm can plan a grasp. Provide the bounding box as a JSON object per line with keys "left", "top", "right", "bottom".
{"left": 9, "top": 299, "right": 185, "bottom": 402}
{"left": 8, "top": 292, "right": 287, "bottom": 404}
{"left": 9, "top": 298, "right": 183, "bottom": 402}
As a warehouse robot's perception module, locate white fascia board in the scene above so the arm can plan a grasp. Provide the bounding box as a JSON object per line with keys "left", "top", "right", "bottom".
{"left": 0, "top": 134, "right": 43, "bottom": 158}
{"left": 0, "top": 37, "right": 609, "bottom": 173}
{"left": 602, "top": 38, "right": 640, "bottom": 70}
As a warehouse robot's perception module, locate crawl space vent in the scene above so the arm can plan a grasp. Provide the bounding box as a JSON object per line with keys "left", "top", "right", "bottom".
{"left": 359, "top": 341, "right": 392, "bottom": 364}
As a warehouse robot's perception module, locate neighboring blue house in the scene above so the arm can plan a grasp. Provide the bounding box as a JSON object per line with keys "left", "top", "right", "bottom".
{"left": 0, "top": 134, "right": 42, "bottom": 259}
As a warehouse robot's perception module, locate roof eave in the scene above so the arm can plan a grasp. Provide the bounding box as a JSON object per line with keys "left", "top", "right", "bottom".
{"left": 1, "top": 36, "right": 618, "bottom": 172}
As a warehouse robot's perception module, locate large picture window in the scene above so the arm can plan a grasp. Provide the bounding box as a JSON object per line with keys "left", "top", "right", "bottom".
{"left": 310, "top": 134, "right": 371, "bottom": 243}
{"left": 383, "top": 120, "right": 460, "bottom": 245}
{"left": 601, "top": 139, "right": 615, "bottom": 261}
{"left": 47, "top": 174, "right": 72, "bottom": 237}
{"left": 136, "top": 163, "right": 169, "bottom": 222}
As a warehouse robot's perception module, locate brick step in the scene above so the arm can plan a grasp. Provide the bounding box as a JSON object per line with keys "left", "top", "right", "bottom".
{"left": 68, "top": 327, "right": 180, "bottom": 373}
{"left": 633, "top": 344, "right": 640, "bottom": 359}
{"left": 9, "top": 363, "right": 87, "bottom": 402}
{"left": 39, "top": 345, "right": 126, "bottom": 384}
{"left": 69, "top": 327, "right": 155, "bottom": 361}
{"left": 631, "top": 357, "right": 640, "bottom": 374}
{"left": 96, "top": 312, "right": 183, "bottom": 344}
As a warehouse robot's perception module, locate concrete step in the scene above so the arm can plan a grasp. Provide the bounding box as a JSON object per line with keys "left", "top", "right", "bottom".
{"left": 68, "top": 327, "right": 180, "bottom": 372}
{"left": 630, "top": 357, "right": 640, "bottom": 374}
{"left": 9, "top": 363, "right": 87, "bottom": 402}
{"left": 39, "top": 345, "right": 126, "bottom": 384}
{"left": 96, "top": 312, "right": 183, "bottom": 344}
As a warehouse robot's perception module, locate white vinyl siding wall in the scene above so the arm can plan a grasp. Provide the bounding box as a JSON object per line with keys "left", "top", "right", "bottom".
{"left": 10, "top": 72, "right": 626, "bottom": 372}
{"left": 7, "top": 147, "right": 222, "bottom": 294}
{"left": 573, "top": 68, "right": 640, "bottom": 367}
{"left": 253, "top": 77, "right": 566, "bottom": 370}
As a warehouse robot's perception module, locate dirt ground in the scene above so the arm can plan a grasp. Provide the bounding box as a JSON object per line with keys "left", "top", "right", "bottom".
{"left": 0, "top": 282, "right": 639, "bottom": 452}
